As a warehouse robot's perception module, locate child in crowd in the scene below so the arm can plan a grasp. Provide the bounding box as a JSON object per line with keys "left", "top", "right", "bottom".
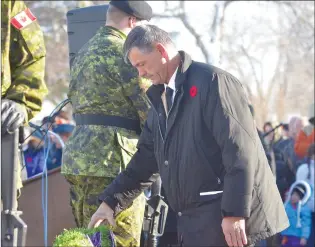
{"left": 46, "top": 124, "right": 74, "bottom": 170}
{"left": 281, "top": 181, "right": 312, "bottom": 247}
{"left": 23, "top": 130, "right": 45, "bottom": 178}
{"left": 296, "top": 143, "right": 315, "bottom": 247}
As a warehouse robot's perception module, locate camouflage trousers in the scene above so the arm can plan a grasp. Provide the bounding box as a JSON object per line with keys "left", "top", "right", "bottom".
{"left": 64, "top": 174, "right": 146, "bottom": 247}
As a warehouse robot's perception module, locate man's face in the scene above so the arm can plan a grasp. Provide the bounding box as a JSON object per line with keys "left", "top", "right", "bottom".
{"left": 128, "top": 46, "right": 168, "bottom": 85}
{"left": 281, "top": 128, "right": 289, "bottom": 137}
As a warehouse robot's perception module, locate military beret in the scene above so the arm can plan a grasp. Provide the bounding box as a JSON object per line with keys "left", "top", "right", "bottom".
{"left": 109, "top": 0, "right": 152, "bottom": 21}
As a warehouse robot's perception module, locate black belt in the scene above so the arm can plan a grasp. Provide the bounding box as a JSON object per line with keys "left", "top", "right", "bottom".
{"left": 73, "top": 114, "right": 141, "bottom": 135}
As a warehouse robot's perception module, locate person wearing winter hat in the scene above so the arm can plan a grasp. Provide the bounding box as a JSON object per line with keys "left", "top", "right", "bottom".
{"left": 295, "top": 103, "right": 315, "bottom": 158}
{"left": 23, "top": 130, "right": 46, "bottom": 178}
{"left": 281, "top": 181, "right": 312, "bottom": 247}
{"left": 46, "top": 124, "right": 75, "bottom": 171}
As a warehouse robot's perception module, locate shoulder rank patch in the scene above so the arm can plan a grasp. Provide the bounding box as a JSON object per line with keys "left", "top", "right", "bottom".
{"left": 10, "top": 8, "right": 37, "bottom": 30}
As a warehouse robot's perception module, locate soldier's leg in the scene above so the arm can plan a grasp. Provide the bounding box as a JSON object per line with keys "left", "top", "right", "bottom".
{"left": 113, "top": 192, "right": 146, "bottom": 247}
{"left": 63, "top": 174, "right": 85, "bottom": 228}
{"left": 82, "top": 176, "right": 146, "bottom": 247}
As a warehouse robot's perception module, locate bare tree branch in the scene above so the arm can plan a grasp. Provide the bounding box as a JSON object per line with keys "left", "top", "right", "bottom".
{"left": 277, "top": 1, "right": 299, "bottom": 18}
{"left": 153, "top": 13, "right": 180, "bottom": 18}
{"left": 239, "top": 45, "right": 264, "bottom": 100}
{"left": 176, "top": 1, "right": 211, "bottom": 63}
{"left": 219, "top": 1, "right": 232, "bottom": 37}
{"left": 154, "top": 1, "right": 236, "bottom": 65}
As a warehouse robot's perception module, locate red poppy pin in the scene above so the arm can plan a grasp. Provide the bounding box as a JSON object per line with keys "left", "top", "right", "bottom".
{"left": 189, "top": 85, "right": 198, "bottom": 97}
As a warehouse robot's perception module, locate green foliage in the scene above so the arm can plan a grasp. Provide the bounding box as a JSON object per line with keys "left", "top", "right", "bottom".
{"left": 53, "top": 225, "right": 111, "bottom": 247}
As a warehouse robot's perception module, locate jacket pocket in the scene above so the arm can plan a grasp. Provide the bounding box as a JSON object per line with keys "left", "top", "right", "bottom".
{"left": 198, "top": 191, "right": 223, "bottom": 203}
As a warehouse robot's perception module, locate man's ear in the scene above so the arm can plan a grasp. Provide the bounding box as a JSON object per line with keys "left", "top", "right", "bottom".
{"left": 156, "top": 43, "right": 169, "bottom": 60}
{"left": 128, "top": 16, "right": 137, "bottom": 28}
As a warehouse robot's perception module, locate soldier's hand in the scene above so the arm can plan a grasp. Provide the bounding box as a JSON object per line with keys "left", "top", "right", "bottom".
{"left": 1, "top": 99, "right": 26, "bottom": 135}
{"left": 88, "top": 202, "right": 116, "bottom": 229}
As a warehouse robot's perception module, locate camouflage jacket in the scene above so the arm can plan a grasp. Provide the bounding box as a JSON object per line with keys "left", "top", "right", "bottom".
{"left": 62, "top": 26, "right": 151, "bottom": 177}
{"left": 1, "top": 0, "right": 48, "bottom": 122}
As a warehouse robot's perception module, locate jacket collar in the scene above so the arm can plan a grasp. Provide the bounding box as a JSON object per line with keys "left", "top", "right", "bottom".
{"left": 146, "top": 50, "right": 192, "bottom": 109}
{"left": 175, "top": 50, "right": 192, "bottom": 89}
{"left": 102, "top": 26, "right": 127, "bottom": 40}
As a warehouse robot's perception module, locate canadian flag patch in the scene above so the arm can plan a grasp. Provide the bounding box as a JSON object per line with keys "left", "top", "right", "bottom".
{"left": 10, "top": 8, "right": 37, "bottom": 30}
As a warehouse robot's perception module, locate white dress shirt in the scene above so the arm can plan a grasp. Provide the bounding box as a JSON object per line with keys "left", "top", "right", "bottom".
{"left": 164, "top": 67, "right": 178, "bottom": 103}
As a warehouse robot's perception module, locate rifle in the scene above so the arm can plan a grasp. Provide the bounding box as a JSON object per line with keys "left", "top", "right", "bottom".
{"left": 143, "top": 176, "right": 168, "bottom": 247}
{"left": 1, "top": 128, "right": 27, "bottom": 247}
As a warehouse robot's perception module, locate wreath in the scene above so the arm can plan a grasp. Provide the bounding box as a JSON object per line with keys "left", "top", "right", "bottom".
{"left": 53, "top": 225, "right": 115, "bottom": 247}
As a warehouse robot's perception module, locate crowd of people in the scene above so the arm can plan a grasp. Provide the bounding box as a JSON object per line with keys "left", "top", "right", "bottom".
{"left": 21, "top": 110, "right": 74, "bottom": 179}
{"left": 256, "top": 102, "right": 314, "bottom": 247}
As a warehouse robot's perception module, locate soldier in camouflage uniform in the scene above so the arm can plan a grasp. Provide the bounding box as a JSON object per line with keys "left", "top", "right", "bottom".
{"left": 1, "top": 0, "right": 48, "bottom": 190}
{"left": 61, "top": 1, "right": 153, "bottom": 246}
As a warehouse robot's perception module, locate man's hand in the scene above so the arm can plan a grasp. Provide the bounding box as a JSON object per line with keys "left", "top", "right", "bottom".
{"left": 222, "top": 217, "right": 247, "bottom": 247}
{"left": 300, "top": 238, "right": 307, "bottom": 246}
{"left": 88, "top": 202, "right": 116, "bottom": 229}
{"left": 1, "top": 99, "right": 26, "bottom": 135}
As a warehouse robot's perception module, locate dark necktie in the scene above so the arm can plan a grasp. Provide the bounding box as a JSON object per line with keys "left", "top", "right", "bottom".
{"left": 165, "top": 87, "right": 174, "bottom": 113}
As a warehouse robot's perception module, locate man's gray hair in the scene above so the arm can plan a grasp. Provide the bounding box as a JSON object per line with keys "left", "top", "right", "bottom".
{"left": 123, "top": 24, "right": 174, "bottom": 63}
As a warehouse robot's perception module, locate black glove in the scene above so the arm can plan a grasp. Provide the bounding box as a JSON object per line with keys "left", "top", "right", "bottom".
{"left": 1, "top": 99, "right": 27, "bottom": 135}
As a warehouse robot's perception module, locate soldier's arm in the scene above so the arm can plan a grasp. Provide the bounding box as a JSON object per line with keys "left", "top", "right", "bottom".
{"left": 7, "top": 1, "right": 48, "bottom": 122}
{"left": 118, "top": 64, "right": 151, "bottom": 127}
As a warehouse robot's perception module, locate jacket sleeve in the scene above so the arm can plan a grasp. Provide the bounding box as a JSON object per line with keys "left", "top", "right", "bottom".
{"left": 301, "top": 207, "right": 312, "bottom": 239}
{"left": 117, "top": 61, "right": 151, "bottom": 127}
{"left": 202, "top": 72, "right": 259, "bottom": 218}
{"left": 98, "top": 109, "right": 159, "bottom": 214}
{"left": 121, "top": 76, "right": 151, "bottom": 127}
{"left": 7, "top": 1, "right": 48, "bottom": 122}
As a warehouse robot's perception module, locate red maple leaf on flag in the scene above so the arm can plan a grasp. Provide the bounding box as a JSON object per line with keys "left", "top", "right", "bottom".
{"left": 20, "top": 16, "right": 27, "bottom": 23}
